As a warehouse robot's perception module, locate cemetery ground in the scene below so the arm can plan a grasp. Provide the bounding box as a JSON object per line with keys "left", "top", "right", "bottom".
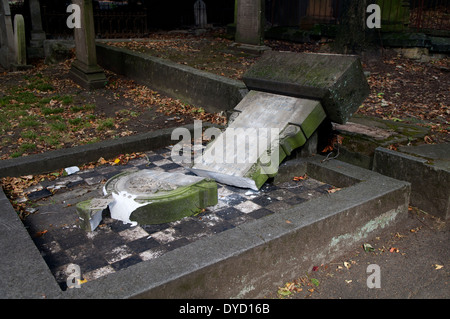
{"left": 1, "top": 29, "right": 449, "bottom": 162}
{"left": 0, "top": 28, "right": 448, "bottom": 299}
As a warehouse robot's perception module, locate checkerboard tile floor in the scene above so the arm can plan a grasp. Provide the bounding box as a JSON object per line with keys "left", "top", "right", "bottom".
{"left": 21, "top": 147, "right": 335, "bottom": 290}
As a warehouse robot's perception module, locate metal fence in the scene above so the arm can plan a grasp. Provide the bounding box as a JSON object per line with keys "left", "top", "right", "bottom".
{"left": 41, "top": 2, "right": 148, "bottom": 39}
{"left": 267, "top": 0, "right": 450, "bottom": 35}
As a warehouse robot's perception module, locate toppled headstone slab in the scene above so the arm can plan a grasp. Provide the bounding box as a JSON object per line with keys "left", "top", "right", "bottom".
{"left": 191, "top": 90, "right": 326, "bottom": 190}
{"left": 242, "top": 51, "right": 370, "bottom": 124}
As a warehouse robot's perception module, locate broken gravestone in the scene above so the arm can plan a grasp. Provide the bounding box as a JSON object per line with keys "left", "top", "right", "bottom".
{"left": 76, "top": 169, "right": 218, "bottom": 230}
{"left": 191, "top": 90, "right": 326, "bottom": 190}
{"left": 243, "top": 51, "right": 370, "bottom": 124}
{"left": 190, "top": 51, "right": 369, "bottom": 190}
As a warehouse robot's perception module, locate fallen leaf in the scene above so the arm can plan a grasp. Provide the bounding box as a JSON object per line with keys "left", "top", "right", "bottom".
{"left": 310, "top": 278, "right": 320, "bottom": 287}
{"left": 434, "top": 264, "right": 444, "bottom": 270}
{"left": 35, "top": 230, "right": 48, "bottom": 237}
{"left": 363, "top": 243, "right": 375, "bottom": 252}
{"left": 292, "top": 174, "right": 307, "bottom": 181}
{"left": 327, "top": 187, "right": 341, "bottom": 194}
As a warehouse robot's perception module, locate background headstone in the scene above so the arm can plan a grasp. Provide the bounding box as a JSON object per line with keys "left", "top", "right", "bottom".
{"left": 28, "top": 0, "right": 46, "bottom": 58}
{"left": 0, "top": 0, "right": 15, "bottom": 69}
{"left": 69, "top": 0, "right": 106, "bottom": 89}
{"left": 233, "top": 0, "right": 269, "bottom": 54}
{"left": 194, "top": 0, "right": 207, "bottom": 28}
{"left": 13, "top": 14, "right": 30, "bottom": 69}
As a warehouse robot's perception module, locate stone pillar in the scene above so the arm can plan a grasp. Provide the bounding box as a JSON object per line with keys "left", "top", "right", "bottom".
{"left": 0, "top": 0, "right": 15, "bottom": 69}
{"left": 69, "top": 0, "right": 106, "bottom": 89}
{"left": 28, "top": 0, "right": 46, "bottom": 57}
{"left": 232, "top": 0, "right": 269, "bottom": 55}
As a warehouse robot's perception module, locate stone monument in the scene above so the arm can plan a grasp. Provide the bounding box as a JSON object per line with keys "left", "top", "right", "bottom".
{"left": 12, "top": 14, "right": 32, "bottom": 70}
{"left": 69, "top": 0, "right": 106, "bottom": 89}
{"left": 0, "top": 0, "right": 15, "bottom": 69}
{"left": 76, "top": 169, "right": 218, "bottom": 230}
{"left": 28, "top": 0, "right": 46, "bottom": 58}
{"left": 232, "top": 0, "right": 270, "bottom": 55}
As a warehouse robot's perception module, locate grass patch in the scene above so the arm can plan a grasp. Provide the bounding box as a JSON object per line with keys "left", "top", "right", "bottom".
{"left": 20, "top": 116, "right": 40, "bottom": 128}
{"left": 41, "top": 107, "right": 65, "bottom": 115}
{"left": 20, "top": 143, "right": 36, "bottom": 152}
{"left": 97, "top": 118, "right": 115, "bottom": 131}
{"left": 26, "top": 76, "right": 54, "bottom": 92}
{"left": 21, "top": 131, "right": 37, "bottom": 140}
{"left": 50, "top": 122, "right": 67, "bottom": 132}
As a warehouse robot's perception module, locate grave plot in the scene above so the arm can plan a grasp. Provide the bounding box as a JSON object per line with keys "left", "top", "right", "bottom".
{"left": 21, "top": 147, "right": 339, "bottom": 290}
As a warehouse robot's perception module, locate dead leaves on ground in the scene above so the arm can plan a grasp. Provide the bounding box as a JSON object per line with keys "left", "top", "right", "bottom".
{"left": 1, "top": 152, "right": 146, "bottom": 219}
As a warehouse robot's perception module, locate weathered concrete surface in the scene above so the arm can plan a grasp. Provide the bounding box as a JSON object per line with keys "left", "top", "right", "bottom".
{"left": 242, "top": 51, "right": 370, "bottom": 124}
{"left": 373, "top": 144, "right": 449, "bottom": 220}
{"left": 0, "top": 189, "right": 61, "bottom": 298}
{"left": 331, "top": 114, "right": 430, "bottom": 170}
{"left": 96, "top": 43, "right": 248, "bottom": 113}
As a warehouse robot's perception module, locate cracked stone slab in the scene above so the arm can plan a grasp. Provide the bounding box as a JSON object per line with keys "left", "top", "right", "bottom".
{"left": 191, "top": 90, "right": 326, "bottom": 190}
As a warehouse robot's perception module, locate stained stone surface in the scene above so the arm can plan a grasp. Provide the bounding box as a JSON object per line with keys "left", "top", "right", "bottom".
{"left": 191, "top": 90, "right": 326, "bottom": 190}
{"left": 242, "top": 51, "right": 370, "bottom": 124}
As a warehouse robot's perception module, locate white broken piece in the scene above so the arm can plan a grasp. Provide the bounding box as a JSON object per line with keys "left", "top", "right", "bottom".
{"left": 65, "top": 166, "right": 80, "bottom": 175}
{"left": 107, "top": 192, "right": 146, "bottom": 227}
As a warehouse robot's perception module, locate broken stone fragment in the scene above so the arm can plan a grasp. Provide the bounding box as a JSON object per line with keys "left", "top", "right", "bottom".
{"left": 76, "top": 197, "right": 112, "bottom": 232}
{"left": 102, "top": 170, "right": 218, "bottom": 225}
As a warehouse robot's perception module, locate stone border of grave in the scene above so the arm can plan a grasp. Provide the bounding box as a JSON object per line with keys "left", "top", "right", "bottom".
{"left": 0, "top": 123, "right": 207, "bottom": 178}
{"left": 0, "top": 143, "right": 410, "bottom": 298}
{"left": 95, "top": 42, "right": 248, "bottom": 114}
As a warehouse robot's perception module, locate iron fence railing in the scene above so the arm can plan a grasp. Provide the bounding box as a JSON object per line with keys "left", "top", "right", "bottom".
{"left": 267, "top": 0, "right": 450, "bottom": 35}
{"left": 41, "top": 4, "right": 148, "bottom": 39}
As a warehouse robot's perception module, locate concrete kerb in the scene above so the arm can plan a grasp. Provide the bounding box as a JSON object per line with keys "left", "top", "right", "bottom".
{"left": 0, "top": 139, "right": 411, "bottom": 298}
{"left": 373, "top": 145, "right": 450, "bottom": 220}
{"left": 95, "top": 42, "right": 248, "bottom": 114}
{"left": 0, "top": 123, "right": 201, "bottom": 178}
